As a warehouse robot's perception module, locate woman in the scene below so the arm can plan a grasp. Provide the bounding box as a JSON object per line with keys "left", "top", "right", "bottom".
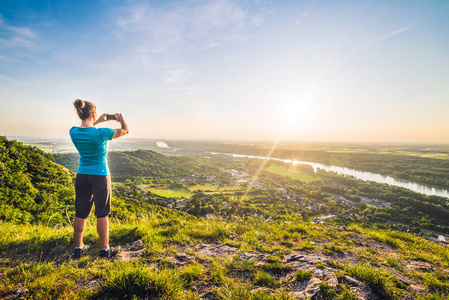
{"left": 70, "top": 99, "right": 129, "bottom": 259}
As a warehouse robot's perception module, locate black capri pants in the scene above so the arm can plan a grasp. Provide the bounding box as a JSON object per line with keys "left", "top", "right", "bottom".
{"left": 75, "top": 174, "right": 112, "bottom": 219}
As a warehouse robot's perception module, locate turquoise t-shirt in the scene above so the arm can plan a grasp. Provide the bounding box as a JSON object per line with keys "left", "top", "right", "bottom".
{"left": 69, "top": 126, "right": 115, "bottom": 175}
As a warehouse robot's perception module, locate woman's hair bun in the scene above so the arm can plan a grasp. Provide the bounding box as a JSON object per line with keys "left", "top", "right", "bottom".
{"left": 73, "top": 99, "right": 95, "bottom": 120}
{"left": 74, "top": 99, "right": 85, "bottom": 110}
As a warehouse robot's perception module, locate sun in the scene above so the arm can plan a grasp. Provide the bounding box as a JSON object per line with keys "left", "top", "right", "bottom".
{"left": 281, "top": 97, "right": 316, "bottom": 130}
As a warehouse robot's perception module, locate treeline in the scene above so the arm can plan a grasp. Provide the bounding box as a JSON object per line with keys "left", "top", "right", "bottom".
{"left": 0, "top": 136, "right": 194, "bottom": 225}
{"left": 0, "top": 136, "right": 75, "bottom": 224}
{"left": 53, "top": 149, "right": 220, "bottom": 181}
{"left": 177, "top": 142, "right": 449, "bottom": 189}
{"left": 319, "top": 170, "right": 449, "bottom": 232}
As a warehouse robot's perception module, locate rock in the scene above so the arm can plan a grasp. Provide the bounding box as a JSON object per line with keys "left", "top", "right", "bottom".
{"left": 324, "top": 269, "right": 338, "bottom": 288}
{"left": 113, "top": 240, "right": 146, "bottom": 261}
{"left": 342, "top": 275, "right": 362, "bottom": 286}
{"left": 292, "top": 277, "right": 321, "bottom": 299}
{"left": 120, "top": 239, "right": 144, "bottom": 251}
{"left": 114, "top": 249, "right": 146, "bottom": 262}
{"left": 406, "top": 260, "right": 434, "bottom": 273}
{"left": 342, "top": 275, "right": 381, "bottom": 300}
{"left": 197, "top": 244, "right": 240, "bottom": 258}
{"left": 240, "top": 252, "right": 265, "bottom": 261}
{"left": 284, "top": 254, "right": 324, "bottom": 264}
{"left": 75, "top": 279, "right": 100, "bottom": 292}
{"left": 285, "top": 254, "right": 306, "bottom": 262}
{"left": 174, "top": 253, "right": 195, "bottom": 262}
{"left": 313, "top": 269, "right": 324, "bottom": 279}
{"left": 4, "top": 287, "right": 28, "bottom": 300}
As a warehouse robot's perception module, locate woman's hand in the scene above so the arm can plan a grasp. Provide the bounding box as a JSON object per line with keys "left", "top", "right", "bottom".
{"left": 115, "top": 113, "right": 125, "bottom": 123}
{"left": 112, "top": 113, "right": 129, "bottom": 138}
{"left": 94, "top": 113, "right": 108, "bottom": 126}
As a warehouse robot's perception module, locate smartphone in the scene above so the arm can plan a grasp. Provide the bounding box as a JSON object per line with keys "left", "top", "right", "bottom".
{"left": 107, "top": 114, "right": 117, "bottom": 120}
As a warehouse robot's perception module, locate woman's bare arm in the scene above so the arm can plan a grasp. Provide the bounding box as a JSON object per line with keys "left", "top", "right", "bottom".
{"left": 113, "top": 113, "right": 129, "bottom": 139}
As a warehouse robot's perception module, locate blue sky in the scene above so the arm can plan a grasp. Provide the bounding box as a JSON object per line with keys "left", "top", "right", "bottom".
{"left": 1, "top": 0, "right": 449, "bottom": 142}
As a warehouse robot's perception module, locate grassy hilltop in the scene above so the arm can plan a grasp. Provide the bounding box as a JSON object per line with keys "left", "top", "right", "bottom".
{"left": 1, "top": 136, "right": 449, "bottom": 299}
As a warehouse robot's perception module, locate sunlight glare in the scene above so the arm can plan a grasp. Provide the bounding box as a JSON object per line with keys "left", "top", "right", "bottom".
{"left": 281, "top": 97, "right": 316, "bottom": 130}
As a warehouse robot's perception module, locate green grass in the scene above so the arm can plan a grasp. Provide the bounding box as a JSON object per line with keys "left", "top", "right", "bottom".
{"left": 345, "top": 262, "right": 403, "bottom": 300}
{"left": 253, "top": 271, "right": 278, "bottom": 288}
{"left": 188, "top": 184, "right": 245, "bottom": 194}
{"left": 144, "top": 186, "right": 193, "bottom": 198}
{"left": 264, "top": 164, "right": 323, "bottom": 182}
{"left": 1, "top": 208, "right": 449, "bottom": 299}
{"left": 99, "top": 264, "right": 189, "bottom": 299}
{"left": 295, "top": 270, "right": 312, "bottom": 282}
{"left": 179, "top": 262, "right": 204, "bottom": 285}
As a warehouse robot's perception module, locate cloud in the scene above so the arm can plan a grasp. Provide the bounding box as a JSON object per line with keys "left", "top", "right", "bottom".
{"left": 114, "top": 0, "right": 265, "bottom": 54}
{"left": 163, "top": 68, "right": 194, "bottom": 83}
{"left": 0, "top": 17, "right": 38, "bottom": 49}
{"left": 350, "top": 23, "right": 420, "bottom": 56}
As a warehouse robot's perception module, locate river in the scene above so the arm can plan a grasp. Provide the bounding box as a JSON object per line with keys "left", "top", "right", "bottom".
{"left": 212, "top": 152, "right": 449, "bottom": 198}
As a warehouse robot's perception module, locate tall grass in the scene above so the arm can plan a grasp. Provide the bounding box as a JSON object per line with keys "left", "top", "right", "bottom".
{"left": 98, "top": 264, "right": 188, "bottom": 299}
{"left": 345, "top": 262, "right": 403, "bottom": 300}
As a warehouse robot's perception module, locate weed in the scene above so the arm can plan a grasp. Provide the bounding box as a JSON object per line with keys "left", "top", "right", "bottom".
{"left": 287, "top": 225, "right": 308, "bottom": 235}
{"left": 98, "top": 265, "right": 185, "bottom": 299}
{"left": 263, "top": 262, "right": 292, "bottom": 273}
{"left": 241, "top": 257, "right": 257, "bottom": 271}
{"left": 322, "top": 244, "right": 344, "bottom": 256}
{"left": 267, "top": 255, "right": 282, "bottom": 263}
{"left": 338, "top": 284, "right": 357, "bottom": 300}
{"left": 295, "top": 270, "right": 312, "bottom": 282}
{"left": 180, "top": 262, "right": 204, "bottom": 285}
{"left": 254, "top": 271, "right": 278, "bottom": 288}
{"left": 213, "top": 283, "right": 253, "bottom": 300}
{"left": 223, "top": 255, "right": 241, "bottom": 272}
{"left": 385, "top": 255, "right": 403, "bottom": 272}
{"left": 345, "top": 262, "right": 403, "bottom": 300}
{"left": 318, "top": 282, "right": 336, "bottom": 299}
{"left": 210, "top": 263, "right": 226, "bottom": 285}
{"left": 422, "top": 273, "right": 449, "bottom": 294}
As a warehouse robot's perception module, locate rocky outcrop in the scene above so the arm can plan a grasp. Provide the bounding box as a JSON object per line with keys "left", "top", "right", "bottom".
{"left": 113, "top": 239, "right": 146, "bottom": 261}
{"left": 69, "top": 240, "right": 428, "bottom": 299}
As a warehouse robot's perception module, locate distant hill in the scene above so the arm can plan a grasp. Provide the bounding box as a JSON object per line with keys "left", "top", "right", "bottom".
{"left": 0, "top": 136, "right": 75, "bottom": 224}
{"left": 53, "top": 149, "right": 220, "bottom": 181}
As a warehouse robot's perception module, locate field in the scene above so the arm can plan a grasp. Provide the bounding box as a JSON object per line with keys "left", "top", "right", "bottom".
{"left": 264, "top": 164, "right": 324, "bottom": 182}
{"left": 143, "top": 186, "right": 193, "bottom": 198}
{"left": 188, "top": 184, "right": 245, "bottom": 194}
{"left": 143, "top": 184, "right": 246, "bottom": 198}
